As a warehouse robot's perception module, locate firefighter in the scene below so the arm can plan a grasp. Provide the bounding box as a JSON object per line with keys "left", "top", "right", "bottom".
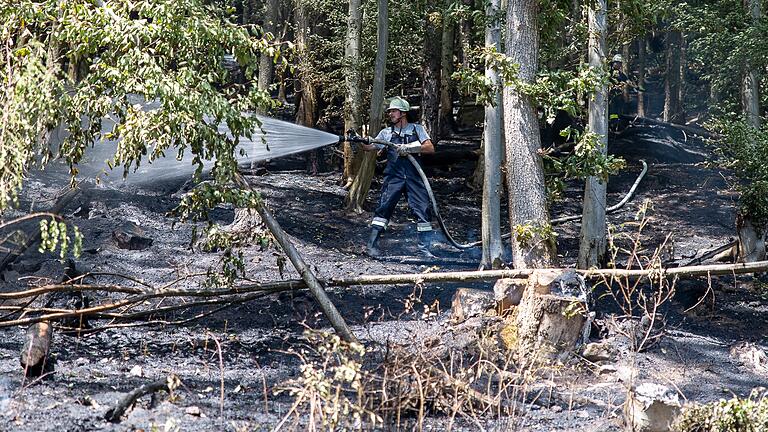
{"left": 361, "top": 96, "right": 436, "bottom": 257}
{"left": 609, "top": 54, "right": 630, "bottom": 131}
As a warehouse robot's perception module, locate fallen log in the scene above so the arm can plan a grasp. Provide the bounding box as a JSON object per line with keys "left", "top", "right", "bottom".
{"left": 235, "top": 173, "right": 357, "bottom": 343}
{"left": 4, "top": 260, "right": 768, "bottom": 330}
{"left": 105, "top": 376, "right": 179, "bottom": 422}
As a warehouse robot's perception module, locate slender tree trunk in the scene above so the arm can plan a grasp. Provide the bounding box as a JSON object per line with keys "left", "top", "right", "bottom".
{"left": 421, "top": 0, "right": 442, "bottom": 139}
{"left": 439, "top": 0, "right": 456, "bottom": 136}
{"left": 258, "top": 0, "right": 279, "bottom": 94}
{"left": 622, "top": 43, "right": 631, "bottom": 106}
{"left": 742, "top": 0, "right": 761, "bottom": 129}
{"left": 345, "top": 0, "right": 388, "bottom": 213}
{"left": 295, "top": 0, "right": 320, "bottom": 174}
{"left": 342, "top": 0, "right": 364, "bottom": 186}
{"left": 577, "top": 0, "right": 608, "bottom": 269}
{"left": 663, "top": 30, "right": 684, "bottom": 124}
{"left": 480, "top": 0, "right": 504, "bottom": 270}
{"left": 738, "top": 0, "right": 764, "bottom": 263}
{"left": 637, "top": 36, "right": 646, "bottom": 117}
{"left": 504, "top": 0, "right": 555, "bottom": 269}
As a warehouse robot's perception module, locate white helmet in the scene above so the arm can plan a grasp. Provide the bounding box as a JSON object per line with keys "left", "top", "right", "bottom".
{"left": 612, "top": 54, "right": 624, "bottom": 63}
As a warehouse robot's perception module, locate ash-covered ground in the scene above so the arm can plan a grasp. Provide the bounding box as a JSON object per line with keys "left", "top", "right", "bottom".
{"left": 0, "top": 122, "right": 766, "bottom": 431}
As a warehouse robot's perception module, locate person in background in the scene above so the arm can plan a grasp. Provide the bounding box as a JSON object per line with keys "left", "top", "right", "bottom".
{"left": 609, "top": 54, "right": 630, "bottom": 131}
{"left": 360, "top": 96, "right": 436, "bottom": 258}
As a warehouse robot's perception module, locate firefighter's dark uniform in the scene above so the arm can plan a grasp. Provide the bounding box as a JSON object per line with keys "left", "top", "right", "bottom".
{"left": 367, "top": 123, "right": 434, "bottom": 256}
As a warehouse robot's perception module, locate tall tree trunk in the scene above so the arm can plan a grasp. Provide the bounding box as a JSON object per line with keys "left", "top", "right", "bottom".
{"left": 480, "top": 0, "right": 504, "bottom": 270}
{"left": 621, "top": 43, "right": 631, "bottom": 106}
{"left": 738, "top": 0, "right": 764, "bottom": 263}
{"left": 295, "top": 0, "right": 320, "bottom": 174}
{"left": 577, "top": 0, "right": 608, "bottom": 269}
{"left": 258, "top": 0, "right": 279, "bottom": 94}
{"left": 663, "top": 30, "right": 684, "bottom": 124}
{"left": 742, "top": 0, "right": 761, "bottom": 129}
{"left": 342, "top": 0, "right": 364, "bottom": 186}
{"left": 439, "top": 0, "right": 456, "bottom": 136}
{"left": 345, "top": 0, "right": 388, "bottom": 213}
{"left": 421, "top": 0, "right": 442, "bottom": 139}
{"left": 504, "top": 0, "right": 555, "bottom": 269}
{"left": 637, "top": 35, "right": 647, "bottom": 117}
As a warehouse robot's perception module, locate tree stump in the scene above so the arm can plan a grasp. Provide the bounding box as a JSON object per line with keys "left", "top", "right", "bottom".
{"left": 21, "top": 321, "right": 52, "bottom": 377}
{"left": 513, "top": 269, "right": 590, "bottom": 362}
{"left": 493, "top": 278, "right": 527, "bottom": 312}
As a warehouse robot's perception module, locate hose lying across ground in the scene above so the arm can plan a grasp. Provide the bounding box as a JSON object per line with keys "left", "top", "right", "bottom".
{"left": 367, "top": 135, "right": 649, "bottom": 251}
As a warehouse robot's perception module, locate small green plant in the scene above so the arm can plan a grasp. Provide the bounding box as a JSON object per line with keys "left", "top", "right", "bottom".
{"left": 675, "top": 389, "right": 768, "bottom": 432}
{"left": 276, "top": 330, "right": 381, "bottom": 431}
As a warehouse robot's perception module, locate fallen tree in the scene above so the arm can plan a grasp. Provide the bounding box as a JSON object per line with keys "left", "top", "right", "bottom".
{"left": 1, "top": 259, "right": 766, "bottom": 331}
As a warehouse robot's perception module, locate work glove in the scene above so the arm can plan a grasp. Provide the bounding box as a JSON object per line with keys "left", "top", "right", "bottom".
{"left": 397, "top": 141, "right": 422, "bottom": 157}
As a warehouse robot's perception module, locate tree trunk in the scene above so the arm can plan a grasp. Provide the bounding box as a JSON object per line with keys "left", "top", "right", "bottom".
{"left": 421, "top": 0, "right": 442, "bottom": 139}
{"left": 257, "top": 0, "right": 279, "bottom": 95}
{"left": 577, "top": 0, "right": 608, "bottom": 269}
{"left": 342, "top": 0, "right": 364, "bottom": 187}
{"left": 295, "top": 1, "right": 320, "bottom": 174}
{"left": 481, "top": 0, "right": 504, "bottom": 270}
{"left": 622, "top": 43, "right": 631, "bottom": 106}
{"left": 737, "top": 213, "right": 766, "bottom": 263}
{"left": 503, "top": 0, "right": 555, "bottom": 269}
{"left": 439, "top": 0, "right": 456, "bottom": 136}
{"left": 637, "top": 36, "right": 647, "bottom": 117}
{"left": 345, "top": 0, "right": 388, "bottom": 213}
{"left": 742, "top": 0, "right": 761, "bottom": 128}
{"left": 663, "top": 30, "right": 684, "bottom": 124}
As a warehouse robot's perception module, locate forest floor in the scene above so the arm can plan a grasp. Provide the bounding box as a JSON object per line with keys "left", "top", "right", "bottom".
{"left": 0, "top": 119, "right": 767, "bottom": 431}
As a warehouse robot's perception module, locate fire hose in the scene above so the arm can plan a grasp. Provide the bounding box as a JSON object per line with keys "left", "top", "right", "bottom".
{"left": 342, "top": 134, "right": 476, "bottom": 251}
{"left": 341, "top": 134, "right": 648, "bottom": 252}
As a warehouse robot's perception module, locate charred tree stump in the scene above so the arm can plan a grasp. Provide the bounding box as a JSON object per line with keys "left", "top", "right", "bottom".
{"left": 510, "top": 270, "right": 589, "bottom": 362}
{"left": 21, "top": 321, "right": 52, "bottom": 377}
{"left": 737, "top": 213, "right": 766, "bottom": 263}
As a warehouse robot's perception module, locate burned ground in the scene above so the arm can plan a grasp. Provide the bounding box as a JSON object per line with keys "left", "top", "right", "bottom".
{"left": 0, "top": 121, "right": 766, "bottom": 431}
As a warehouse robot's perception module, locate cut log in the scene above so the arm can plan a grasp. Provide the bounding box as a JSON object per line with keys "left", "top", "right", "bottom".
{"left": 20, "top": 321, "right": 52, "bottom": 377}
{"left": 450, "top": 288, "right": 495, "bottom": 323}
{"left": 514, "top": 270, "right": 589, "bottom": 362}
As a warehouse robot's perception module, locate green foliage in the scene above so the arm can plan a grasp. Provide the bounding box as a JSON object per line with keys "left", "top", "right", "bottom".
{"left": 1, "top": 0, "right": 273, "bottom": 210}
{"left": 677, "top": 0, "right": 768, "bottom": 116}
{"left": 675, "top": 389, "right": 768, "bottom": 432}
{"left": 551, "top": 130, "right": 626, "bottom": 181}
{"left": 513, "top": 221, "right": 558, "bottom": 250}
{"left": 710, "top": 118, "right": 768, "bottom": 226}
{"left": 38, "top": 216, "right": 82, "bottom": 259}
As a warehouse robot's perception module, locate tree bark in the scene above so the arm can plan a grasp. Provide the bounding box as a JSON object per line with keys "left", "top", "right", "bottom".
{"left": 345, "top": 0, "right": 388, "bottom": 213}
{"left": 742, "top": 0, "right": 761, "bottom": 128}
{"left": 295, "top": 1, "right": 320, "bottom": 174}
{"left": 663, "top": 30, "right": 684, "bottom": 124}
{"left": 577, "top": 0, "right": 608, "bottom": 269}
{"left": 342, "top": 0, "right": 364, "bottom": 186}
{"left": 503, "top": 0, "right": 555, "bottom": 269}
{"left": 439, "top": 0, "right": 456, "bottom": 136}
{"left": 421, "top": 0, "right": 442, "bottom": 139}
{"left": 637, "top": 36, "right": 647, "bottom": 117}
{"left": 480, "top": 0, "right": 504, "bottom": 270}
{"left": 257, "top": 0, "right": 279, "bottom": 95}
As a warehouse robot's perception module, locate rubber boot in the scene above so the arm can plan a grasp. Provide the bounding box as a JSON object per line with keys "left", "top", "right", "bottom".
{"left": 366, "top": 227, "right": 383, "bottom": 257}
{"left": 417, "top": 231, "right": 436, "bottom": 258}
